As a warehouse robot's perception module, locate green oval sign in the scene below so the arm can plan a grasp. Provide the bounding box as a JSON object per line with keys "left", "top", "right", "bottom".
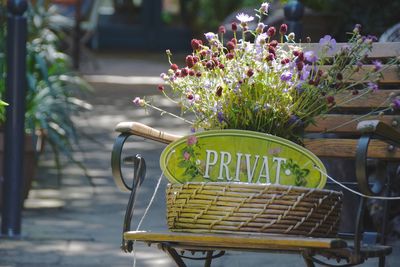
{"left": 160, "top": 130, "right": 327, "bottom": 188}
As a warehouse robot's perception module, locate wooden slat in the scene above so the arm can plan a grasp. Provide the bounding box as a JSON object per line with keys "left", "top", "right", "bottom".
{"left": 334, "top": 89, "right": 398, "bottom": 109}
{"left": 317, "top": 65, "right": 400, "bottom": 84}
{"left": 305, "top": 115, "right": 399, "bottom": 134}
{"left": 350, "top": 66, "right": 400, "bottom": 84}
{"left": 124, "top": 231, "right": 347, "bottom": 250}
{"left": 304, "top": 139, "right": 400, "bottom": 159}
{"left": 303, "top": 42, "right": 400, "bottom": 58}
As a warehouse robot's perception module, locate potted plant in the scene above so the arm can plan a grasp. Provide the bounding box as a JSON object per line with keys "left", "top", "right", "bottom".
{"left": 0, "top": 2, "right": 92, "bottom": 207}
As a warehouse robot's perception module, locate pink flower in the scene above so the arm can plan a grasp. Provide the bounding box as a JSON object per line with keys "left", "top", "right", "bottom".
{"left": 183, "top": 151, "right": 190, "bottom": 161}
{"left": 187, "top": 135, "right": 198, "bottom": 146}
{"left": 132, "top": 97, "right": 144, "bottom": 107}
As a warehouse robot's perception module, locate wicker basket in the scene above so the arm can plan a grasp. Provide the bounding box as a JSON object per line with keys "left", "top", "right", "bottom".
{"left": 166, "top": 182, "right": 343, "bottom": 237}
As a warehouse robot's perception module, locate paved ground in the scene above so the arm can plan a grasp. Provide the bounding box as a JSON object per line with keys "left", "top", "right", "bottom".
{"left": 1, "top": 52, "right": 399, "bottom": 266}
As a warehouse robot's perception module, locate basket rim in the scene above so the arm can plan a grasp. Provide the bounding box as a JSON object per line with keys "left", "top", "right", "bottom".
{"left": 168, "top": 182, "right": 343, "bottom": 196}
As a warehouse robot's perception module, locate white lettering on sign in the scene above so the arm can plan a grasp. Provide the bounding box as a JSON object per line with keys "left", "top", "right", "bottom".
{"left": 273, "top": 157, "right": 286, "bottom": 184}
{"left": 234, "top": 153, "right": 243, "bottom": 182}
{"left": 204, "top": 150, "right": 218, "bottom": 179}
{"left": 245, "top": 154, "right": 259, "bottom": 183}
{"left": 203, "top": 150, "right": 288, "bottom": 183}
{"left": 218, "top": 151, "right": 232, "bottom": 181}
{"left": 256, "top": 156, "right": 270, "bottom": 184}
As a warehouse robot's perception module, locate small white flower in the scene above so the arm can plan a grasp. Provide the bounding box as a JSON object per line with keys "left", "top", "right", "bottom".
{"left": 285, "top": 169, "right": 291, "bottom": 176}
{"left": 260, "top": 2, "right": 270, "bottom": 13}
{"left": 255, "top": 33, "right": 268, "bottom": 46}
{"left": 236, "top": 13, "right": 254, "bottom": 24}
{"left": 196, "top": 159, "right": 201, "bottom": 165}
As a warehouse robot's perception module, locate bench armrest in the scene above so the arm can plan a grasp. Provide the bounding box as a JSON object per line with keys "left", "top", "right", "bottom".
{"left": 357, "top": 120, "right": 400, "bottom": 147}
{"left": 115, "top": 121, "right": 182, "bottom": 144}
{"left": 356, "top": 120, "right": 400, "bottom": 196}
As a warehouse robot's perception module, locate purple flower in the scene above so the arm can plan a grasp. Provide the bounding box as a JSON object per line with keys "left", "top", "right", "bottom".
{"left": 304, "top": 51, "right": 318, "bottom": 63}
{"left": 367, "top": 35, "right": 377, "bottom": 42}
{"left": 372, "top": 60, "right": 382, "bottom": 72}
{"left": 132, "top": 97, "right": 144, "bottom": 106}
{"left": 204, "top": 32, "right": 216, "bottom": 41}
{"left": 287, "top": 115, "right": 304, "bottom": 128}
{"left": 300, "top": 68, "right": 311, "bottom": 81}
{"left": 367, "top": 82, "right": 378, "bottom": 91}
{"left": 319, "top": 35, "right": 337, "bottom": 54}
{"left": 217, "top": 111, "right": 225, "bottom": 123}
{"left": 280, "top": 71, "right": 293, "bottom": 82}
{"left": 392, "top": 99, "right": 400, "bottom": 110}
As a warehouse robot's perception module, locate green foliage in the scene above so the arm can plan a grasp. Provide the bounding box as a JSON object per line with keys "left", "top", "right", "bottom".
{"left": 0, "top": 2, "right": 92, "bottom": 180}
{"left": 281, "top": 159, "right": 310, "bottom": 186}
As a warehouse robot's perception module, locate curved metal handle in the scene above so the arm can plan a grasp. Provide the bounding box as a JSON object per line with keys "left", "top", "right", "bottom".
{"left": 111, "top": 133, "right": 133, "bottom": 192}
{"left": 122, "top": 155, "right": 146, "bottom": 252}
{"left": 356, "top": 134, "right": 386, "bottom": 196}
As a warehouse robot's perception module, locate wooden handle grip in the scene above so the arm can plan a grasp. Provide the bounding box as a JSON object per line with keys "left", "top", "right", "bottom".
{"left": 115, "top": 122, "right": 182, "bottom": 144}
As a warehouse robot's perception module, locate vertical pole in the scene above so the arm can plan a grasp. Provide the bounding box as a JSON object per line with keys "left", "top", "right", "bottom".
{"left": 1, "top": 0, "right": 27, "bottom": 237}
{"left": 283, "top": 0, "right": 304, "bottom": 41}
{"left": 142, "top": 0, "right": 162, "bottom": 50}
{"left": 73, "top": 0, "right": 81, "bottom": 69}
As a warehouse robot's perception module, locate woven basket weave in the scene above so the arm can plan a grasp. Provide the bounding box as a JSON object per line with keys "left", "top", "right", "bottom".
{"left": 166, "top": 182, "right": 343, "bottom": 237}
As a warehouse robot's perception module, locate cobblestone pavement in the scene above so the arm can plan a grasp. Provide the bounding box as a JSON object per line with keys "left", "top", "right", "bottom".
{"left": 0, "top": 52, "right": 399, "bottom": 267}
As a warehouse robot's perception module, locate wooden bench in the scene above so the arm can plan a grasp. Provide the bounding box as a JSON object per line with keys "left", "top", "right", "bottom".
{"left": 111, "top": 42, "right": 400, "bottom": 267}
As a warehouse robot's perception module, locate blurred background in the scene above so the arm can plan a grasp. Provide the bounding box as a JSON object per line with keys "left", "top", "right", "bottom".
{"left": 60, "top": 0, "right": 400, "bottom": 51}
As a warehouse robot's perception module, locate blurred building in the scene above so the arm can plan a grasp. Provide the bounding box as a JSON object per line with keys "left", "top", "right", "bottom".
{"left": 94, "top": 0, "right": 192, "bottom": 51}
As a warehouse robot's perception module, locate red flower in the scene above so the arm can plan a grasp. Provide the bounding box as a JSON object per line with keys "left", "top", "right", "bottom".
{"left": 219, "top": 25, "right": 226, "bottom": 34}
{"left": 170, "top": 63, "right": 179, "bottom": 71}
{"left": 266, "top": 53, "right": 275, "bottom": 61}
{"left": 157, "top": 85, "right": 164, "bottom": 91}
{"left": 226, "top": 41, "right": 235, "bottom": 51}
{"left": 326, "top": 95, "right": 335, "bottom": 104}
{"left": 226, "top": 53, "right": 234, "bottom": 60}
{"left": 231, "top": 22, "right": 238, "bottom": 32}
{"left": 279, "top": 24, "right": 288, "bottom": 35}
{"left": 191, "top": 39, "right": 201, "bottom": 50}
{"left": 180, "top": 68, "right": 188, "bottom": 77}
{"left": 206, "top": 61, "right": 214, "bottom": 70}
{"left": 269, "top": 40, "right": 278, "bottom": 47}
{"left": 216, "top": 86, "right": 223, "bottom": 97}
{"left": 267, "top": 26, "right": 276, "bottom": 37}
{"left": 186, "top": 55, "right": 194, "bottom": 68}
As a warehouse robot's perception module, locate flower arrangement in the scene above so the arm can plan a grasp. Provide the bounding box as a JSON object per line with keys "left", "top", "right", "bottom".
{"left": 134, "top": 2, "right": 399, "bottom": 143}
